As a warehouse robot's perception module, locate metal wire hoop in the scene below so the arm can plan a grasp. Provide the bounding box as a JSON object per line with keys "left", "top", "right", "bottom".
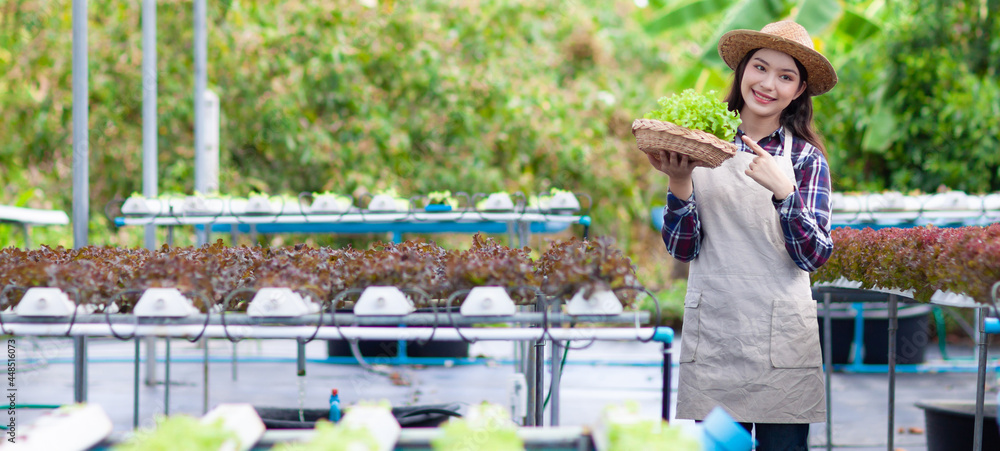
{"left": 0, "top": 285, "right": 27, "bottom": 335}
{"left": 329, "top": 288, "right": 365, "bottom": 343}
{"left": 294, "top": 287, "right": 327, "bottom": 344}
{"left": 445, "top": 289, "right": 475, "bottom": 344}
{"left": 62, "top": 287, "right": 83, "bottom": 338}
{"left": 105, "top": 289, "right": 145, "bottom": 341}
{"left": 181, "top": 290, "right": 214, "bottom": 343}
{"left": 219, "top": 287, "right": 259, "bottom": 343}
{"left": 453, "top": 191, "right": 473, "bottom": 221}
{"left": 613, "top": 285, "right": 660, "bottom": 344}
{"left": 402, "top": 287, "right": 435, "bottom": 346}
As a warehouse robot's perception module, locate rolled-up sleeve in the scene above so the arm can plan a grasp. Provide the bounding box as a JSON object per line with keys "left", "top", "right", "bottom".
{"left": 662, "top": 191, "right": 701, "bottom": 262}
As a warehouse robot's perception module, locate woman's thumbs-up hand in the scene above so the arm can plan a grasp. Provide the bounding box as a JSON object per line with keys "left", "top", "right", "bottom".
{"left": 742, "top": 135, "right": 795, "bottom": 200}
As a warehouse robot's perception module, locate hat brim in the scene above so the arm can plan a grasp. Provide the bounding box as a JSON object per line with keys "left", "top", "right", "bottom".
{"left": 717, "top": 30, "right": 837, "bottom": 96}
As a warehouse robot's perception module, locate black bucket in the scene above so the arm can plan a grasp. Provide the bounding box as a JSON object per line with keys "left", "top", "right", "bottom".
{"left": 325, "top": 307, "right": 470, "bottom": 359}
{"left": 326, "top": 339, "right": 470, "bottom": 359}
{"left": 253, "top": 403, "right": 462, "bottom": 429}
{"left": 915, "top": 401, "right": 1000, "bottom": 451}
{"left": 816, "top": 303, "right": 932, "bottom": 365}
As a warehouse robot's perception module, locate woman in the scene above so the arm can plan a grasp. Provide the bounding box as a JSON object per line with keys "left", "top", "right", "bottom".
{"left": 648, "top": 21, "right": 836, "bottom": 450}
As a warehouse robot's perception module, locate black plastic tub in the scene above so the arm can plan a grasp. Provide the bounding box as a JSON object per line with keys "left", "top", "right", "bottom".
{"left": 325, "top": 307, "right": 470, "bottom": 359}
{"left": 915, "top": 401, "right": 999, "bottom": 451}
{"left": 325, "top": 339, "right": 470, "bottom": 359}
{"left": 816, "top": 303, "right": 932, "bottom": 365}
{"left": 253, "top": 403, "right": 462, "bottom": 429}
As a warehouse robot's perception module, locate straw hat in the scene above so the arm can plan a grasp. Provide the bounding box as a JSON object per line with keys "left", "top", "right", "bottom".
{"left": 717, "top": 20, "right": 837, "bottom": 96}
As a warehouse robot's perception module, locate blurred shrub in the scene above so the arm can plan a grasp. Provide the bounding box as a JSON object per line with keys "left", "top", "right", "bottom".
{"left": 815, "top": 0, "right": 1000, "bottom": 193}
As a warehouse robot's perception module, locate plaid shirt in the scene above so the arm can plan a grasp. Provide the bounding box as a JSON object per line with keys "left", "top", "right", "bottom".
{"left": 661, "top": 127, "right": 834, "bottom": 272}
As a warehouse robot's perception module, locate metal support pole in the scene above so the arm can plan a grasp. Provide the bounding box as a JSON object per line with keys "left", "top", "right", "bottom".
{"left": 851, "top": 303, "right": 865, "bottom": 371}
{"left": 662, "top": 342, "right": 672, "bottom": 421}
{"left": 73, "top": 337, "right": 87, "bottom": 402}
{"left": 549, "top": 339, "right": 562, "bottom": 426}
{"left": 232, "top": 341, "right": 238, "bottom": 381}
{"left": 525, "top": 340, "right": 536, "bottom": 426}
{"left": 72, "top": 0, "right": 88, "bottom": 249}
{"left": 887, "top": 294, "right": 897, "bottom": 451}
{"left": 823, "top": 292, "right": 833, "bottom": 451}
{"left": 516, "top": 303, "right": 529, "bottom": 424}
{"left": 513, "top": 338, "right": 522, "bottom": 374}
{"left": 164, "top": 338, "right": 171, "bottom": 415}
{"left": 534, "top": 338, "right": 545, "bottom": 426}
{"left": 133, "top": 339, "right": 140, "bottom": 429}
{"left": 397, "top": 333, "right": 408, "bottom": 365}
{"left": 203, "top": 338, "right": 209, "bottom": 415}
{"left": 145, "top": 337, "right": 157, "bottom": 386}
{"left": 297, "top": 340, "right": 306, "bottom": 377}
{"left": 193, "top": 0, "right": 208, "bottom": 246}
{"left": 20, "top": 224, "right": 30, "bottom": 249}
{"left": 518, "top": 221, "right": 529, "bottom": 249}
{"left": 142, "top": 0, "right": 157, "bottom": 251}
{"left": 974, "top": 307, "right": 988, "bottom": 451}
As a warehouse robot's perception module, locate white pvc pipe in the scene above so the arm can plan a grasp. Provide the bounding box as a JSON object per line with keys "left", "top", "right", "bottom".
{"left": 193, "top": 0, "right": 208, "bottom": 245}
{"left": 119, "top": 212, "right": 585, "bottom": 226}
{"left": 142, "top": 0, "right": 158, "bottom": 251}
{"left": 71, "top": 0, "right": 89, "bottom": 404}
{"left": 4, "top": 324, "right": 657, "bottom": 342}
{"left": 72, "top": 0, "right": 88, "bottom": 248}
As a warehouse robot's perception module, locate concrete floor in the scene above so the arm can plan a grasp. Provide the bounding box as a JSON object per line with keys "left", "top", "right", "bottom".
{"left": 10, "top": 334, "right": 999, "bottom": 450}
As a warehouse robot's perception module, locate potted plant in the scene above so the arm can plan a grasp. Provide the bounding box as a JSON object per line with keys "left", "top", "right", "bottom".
{"left": 528, "top": 188, "right": 581, "bottom": 214}
{"left": 440, "top": 233, "right": 537, "bottom": 305}
{"left": 181, "top": 192, "right": 227, "bottom": 216}
{"left": 536, "top": 236, "right": 641, "bottom": 315}
{"left": 424, "top": 190, "right": 460, "bottom": 212}
{"left": 305, "top": 192, "right": 354, "bottom": 215}
{"left": 120, "top": 192, "right": 183, "bottom": 216}
{"left": 366, "top": 188, "right": 410, "bottom": 212}
{"left": 475, "top": 191, "right": 516, "bottom": 212}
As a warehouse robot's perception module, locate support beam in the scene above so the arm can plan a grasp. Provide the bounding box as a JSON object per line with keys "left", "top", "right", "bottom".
{"left": 193, "top": 0, "right": 208, "bottom": 245}
{"left": 72, "top": 0, "right": 88, "bottom": 248}
{"left": 143, "top": 0, "right": 158, "bottom": 251}
{"left": 72, "top": 0, "right": 89, "bottom": 404}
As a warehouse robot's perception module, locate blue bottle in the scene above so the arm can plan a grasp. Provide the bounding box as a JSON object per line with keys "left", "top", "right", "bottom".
{"left": 328, "top": 389, "right": 341, "bottom": 422}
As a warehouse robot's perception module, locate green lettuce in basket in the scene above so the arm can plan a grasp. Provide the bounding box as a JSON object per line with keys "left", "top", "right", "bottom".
{"left": 643, "top": 89, "right": 740, "bottom": 142}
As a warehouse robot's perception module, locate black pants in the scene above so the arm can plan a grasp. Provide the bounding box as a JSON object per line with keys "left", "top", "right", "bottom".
{"left": 738, "top": 422, "right": 810, "bottom": 451}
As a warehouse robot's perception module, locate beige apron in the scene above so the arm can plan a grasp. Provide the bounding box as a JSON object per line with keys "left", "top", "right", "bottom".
{"left": 675, "top": 134, "right": 825, "bottom": 424}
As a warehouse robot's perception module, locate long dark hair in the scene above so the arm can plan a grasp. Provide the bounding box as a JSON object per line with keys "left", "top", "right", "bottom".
{"left": 724, "top": 49, "right": 828, "bottom": 159}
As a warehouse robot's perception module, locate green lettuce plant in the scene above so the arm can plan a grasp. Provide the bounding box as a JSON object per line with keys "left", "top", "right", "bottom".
{"left": 643, "top": 89, "right": 740, "bottom": 142}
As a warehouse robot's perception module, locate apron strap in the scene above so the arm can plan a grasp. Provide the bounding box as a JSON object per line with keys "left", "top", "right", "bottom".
{"left": 778, "top": 129, "right": 794, "bottom": 158}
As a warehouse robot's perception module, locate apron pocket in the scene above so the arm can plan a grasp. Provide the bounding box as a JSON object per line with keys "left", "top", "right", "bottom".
{"left": 678, "top": 290, "right": 701, "bottom": 363}
{"left": 770, "top": 300, "right": 822, "bottom": 368}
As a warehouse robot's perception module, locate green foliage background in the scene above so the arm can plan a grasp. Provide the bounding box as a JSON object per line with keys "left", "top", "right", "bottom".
{"left": 1, "top": 0, "right": 672, "bottom": 267}
{"left": 815, "top": 0, "right": 1000, "bottom": 193}
{"left": 2, "top": 0, "right": 1000, "bottom": 296}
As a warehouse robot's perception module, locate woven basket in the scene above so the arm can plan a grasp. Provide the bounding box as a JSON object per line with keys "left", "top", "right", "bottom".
{"left": 632, "top": 118, "right": 737, "bottom": 168}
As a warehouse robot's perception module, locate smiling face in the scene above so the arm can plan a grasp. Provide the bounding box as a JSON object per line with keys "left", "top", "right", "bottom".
{"left": 739, "top": 48, "right": 808, "bottom": 127}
